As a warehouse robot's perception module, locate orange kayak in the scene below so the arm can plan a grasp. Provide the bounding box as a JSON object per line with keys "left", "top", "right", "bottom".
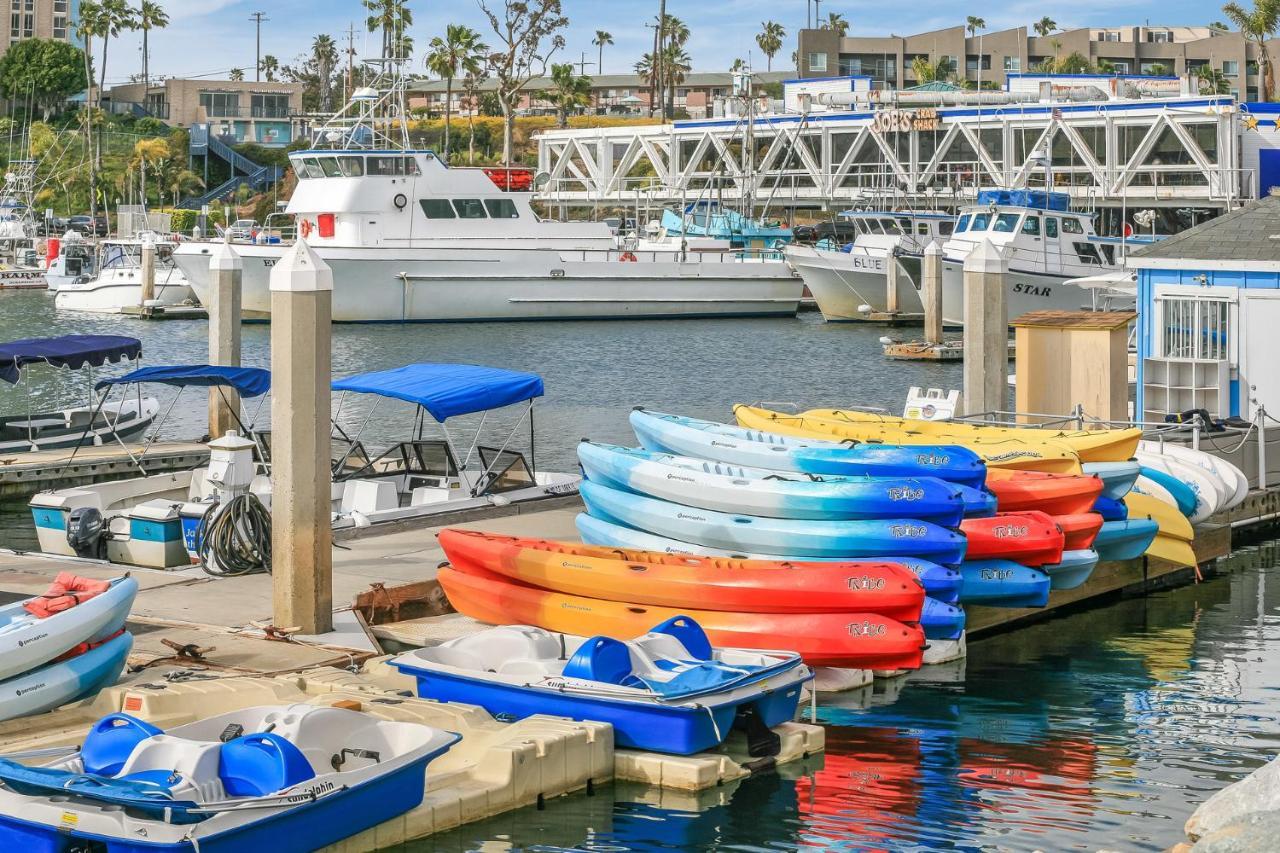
{"left": 438, "top": 529, "right": 926, "bottom": 621}
{"left": 1052, "top": 513, "right": 1104, "bottom": 551}
{"left": 984, "top": 469, "right": 1104, "bottom": 516}
{"left": 960, "top": 511, "right": 1066, "bottom": 567}
{"left": 439, "top": 563, "right": 927, "bottom": 670}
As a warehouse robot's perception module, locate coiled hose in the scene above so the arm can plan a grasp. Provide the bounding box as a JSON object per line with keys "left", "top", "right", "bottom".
{"left": 198, "top": 493, "right": 272, "bottom": 577}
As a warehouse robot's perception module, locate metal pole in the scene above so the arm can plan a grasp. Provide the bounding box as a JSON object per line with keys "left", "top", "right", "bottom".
{"left": 1259, "top": 405, "right": 1268, "bottom": 490}
{"left": 249, "top": 12, "right": 269, "bottom": 82}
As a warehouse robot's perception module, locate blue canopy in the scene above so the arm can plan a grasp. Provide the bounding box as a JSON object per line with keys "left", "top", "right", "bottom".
{"left": 0, "top": 335, "right": 141, "bottom": 384}
{"left": 95, "top": 365, "right": 271, "bottom": 398}
{"left": 331, "top": 363, "right": 544, "bottom": 421}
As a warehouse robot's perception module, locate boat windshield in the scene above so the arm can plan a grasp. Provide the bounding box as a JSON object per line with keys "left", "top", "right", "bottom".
{"left": 969, "top": 212, "right": 990, "bottom": 231}
{"left": 992, "top": 212, "right": 1020, "bottom": 233}
{"left": 955, "top": 214, "right": 971, "bottom": 233}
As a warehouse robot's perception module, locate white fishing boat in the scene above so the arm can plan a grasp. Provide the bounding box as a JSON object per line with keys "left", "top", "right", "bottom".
{"left": 172, "top": 68, "right": 801, "bottom": 323}
{"left": 54, "top": 235, "right": 198, "bottom": 313}
{"left": 44, "top": 229, "right": 96, "bottom": 290}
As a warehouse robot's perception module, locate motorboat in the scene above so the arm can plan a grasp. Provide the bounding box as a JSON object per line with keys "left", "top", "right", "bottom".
{"left": 172, "top": 68, "right": 802, "bottom": 322}
{"left": 0, "top": 335, "right": 157, "bottom": 454}
{"left": 54, "top": 235, "right": 199, "bottom": 313}
{"left": 44, "top": 229, "right": 96, "bottom": 290}
{"left": 659, "top": 201, "right": 793, "bottom": 249}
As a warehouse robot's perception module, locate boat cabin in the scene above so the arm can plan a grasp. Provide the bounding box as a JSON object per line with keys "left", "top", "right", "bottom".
{"left": 837, "top": 210, "right": 955, "bottom": 254}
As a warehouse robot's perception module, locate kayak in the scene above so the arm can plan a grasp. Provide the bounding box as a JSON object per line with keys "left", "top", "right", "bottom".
{"left": 1093, "top": 495, "right": 1128, "bottom": 521}
{"left": 1136, "top": 454, "right": 1223, "bottom": 523}
{"left": 959, "top": 511, "right": 1065, "bottom": 567}
{"left": 631, "top": 408, "right": 988, "bottom": 487}
{"left": 958, "top": 560, "right": 1051, "bottom": 608}
{"left": 0, "top": 631, "right": 132, "bottom": 723}
{"left": 1145, "top": 535, "right": 1198, "bottom": 567}
{"left": 436, "top": 528, "right": 926, "bottom": 621}
{"left": 922, "top": 597, "right": 965, "bottom": 640}
{"left": 984, "top": 469, "right": 1103, "bottom": 516}
{"left": 438, "top": 563, "right": 927, "bottom": 671}
{"left": 577, "top": 441, "right": 968, "bottom": 525}
{"left": 1041, "top": 549, "right": 1100, "bottom": 590}
{"left": 1081, "top": 461, "right": 1141, "bottom": 500}
{"left": 1124, "top": 492, "right": 1194, "bottom": 542}
{"left": 732, "top": 405, "right": 1083, "bottom": 474}
{"left": 1094, "top": 519, "right": 1161, "bottom": 562}
{"left": 1137, "top": 440, "right": 1247, "bottom": 511}
{"left": 1137, "top": 466, "right": 1204, "bottom": 520}
{"left": 1052, "top": 513, "right": 1103, "bottom": 550}
{"left": 0, "top": 574, "right": 137, "bottom": 683}
{"left": 573, "top": 513, "right": 963, "bottom": 603}
{"left": 784, "top": 407, "right": 1142, "bottom": 462}
{"left": 580, "top": 480, "right": 969, "bottom": 564}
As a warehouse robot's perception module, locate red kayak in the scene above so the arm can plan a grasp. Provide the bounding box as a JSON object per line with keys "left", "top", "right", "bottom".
{"left": 984, "top": 469, "right": 1104, "bottom": 516}
{"left": 439, "top": 562, "right": 927, "bottom": 671}
{"left": 438, "top": 528, "right": 925, "bottom": 621}
{"left": 1051, "top": 513, "right": 1103, "bottom": 550}
{"left": 960, "top": 511, "right": 1065, "bottom": 567}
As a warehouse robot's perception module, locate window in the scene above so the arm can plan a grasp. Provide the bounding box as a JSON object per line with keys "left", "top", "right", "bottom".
{"left": 1157, "top": 294, "right": 1231, "bottom": 360}
{"left": 199, "top": 91, "right": 240, "bottom": 117}
{"left": 368, "top": 156, "right": 400, "bottom": 176}
{"left": 451, "top": 199, "right": 487, "bottom": 218}
{"left": 955, "top": 214, "right": 971, "bottom": 233}
{"left": 484, "top": 198, "right": 519, "bottom": 218}
{"left": 1045, "top": 217, "right": 1058, "bottom": 238}
{"left": 1061, "top": 218, "right": 1083, "bottom": 234}
{"left": 1004, "top": 56, "right": 1021, "bottom": 72}
{"left": 1110, "top": 60, "right": 1131, "bottom": 74}
{"left": 338, "top": 157, "right": 364, "bottom": 177}
{"left": 317, "top": 157, "right": 342, "bottom": 178}
{"left": 251, "top": 93, "right": 290, "bottom": 118}
{"left": 295, "top": 158, "right": 324, "bottom": 179}
{"left": 966, "top": 54, "right": 991, "bottom": 72}
{"left": 1021, "top": 215, "right": 1040, "bottom": 236}
{"left": 420, "top": 199, "right": 456, "bottom": 219}
{"left": 1073, "top": 242, "right": 1102, "bottom": 264}
{"left": 1147, "top": 30, "right": 1173, "bottom": 43}
{"left": 807, "top": 52, "right": 828, "bottom": 73}
{"left": 941, "top": 56, "right": 958, "bottom": 73}
{"left": 1099, "top": 244, "right": 1116, "bottom": 264}
{"left": 1248, "top": 60, "right": 1259, "bottom": 75}
{"left": 938, "top": 221, "right": 954, "bottom": 236}
{"left": 993, "top": 213, "right": 1020, "bottom": 233}
{"left": 1223, "top": 60, "right": 1239, "bottom": 76}
{"left": 1099, "top": 31, "right": 1121, "bottom": 42}
{"left": 970, "top": 212, "right": 990, "bottom": 231}
{"left": 916, "top": 222, "right": 930, "bottom": 235}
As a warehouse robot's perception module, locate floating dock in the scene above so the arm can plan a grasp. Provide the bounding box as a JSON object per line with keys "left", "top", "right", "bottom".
{"left": 0, "top": 442, "right": 209, "bottom": 499}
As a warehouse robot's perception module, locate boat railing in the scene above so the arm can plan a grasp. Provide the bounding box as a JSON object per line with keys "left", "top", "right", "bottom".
{"left": 564, "top": 247, "right": 786, "bottom": 264}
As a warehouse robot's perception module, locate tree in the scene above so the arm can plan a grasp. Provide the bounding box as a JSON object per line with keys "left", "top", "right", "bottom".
{"left": 593, "top": 30, "right": 613, "bottom": 74}
{"left": 1033, "top": 16, "right": 1056, "bottom": 37}
{"left": 653, "top": 14, "right": 690, "bottom": 118}
{"left": 1197, "top": 64, "right": 1231, "bottom": 93}
{"left": 0, "top": 39, "right": 88, "bottom": 119}
{"left": 312, "top": 34, "right": 338, "bottom": 111}
{"left": 1057, "top": 51, "right": 1094, "bottom": 74}
{"left": 541, "top": 62, "right": 590, "bottom": 127}
{"left": 260, "top": 54, "right": 279, "bottom": 82}
{"left": 229, "top": 67, "right": 245, "bottom": 81}
{"left": 1146, "top": 62, "right": 1170, "bottom": 76}
{"left": 97, "top": 0, "right": 136, "bottom": 105}
{"left": 730, "top": 58, "right": 748, "bottom": 72}
{"left": 821, "top": 12, "right": 848, "bottom": 37}
{"left": 426, "top": 24, "right": 487, "bottom": 160}
{"left": 756, "top": 21, "right": 785, "bottom": 72}
{"left": 1223, "top": 0, "right": 1279, "bottom": 100}
{"left": 662, "top": 43, "right": 691, "bottom": 114}
{"left": 911, "top": 54, "right": 952, "bottom": 84}
{"left": 364, "top": 0, "right": 414, "bottom": 62}
{"left": 135, "top": 1, "right": 167, "bottom": 94}
{"left": 966, "top": 15, "right": 985, "bottom": 35}
{"left": 461, "top": 70, "right": 487, "bottom": 163}
{"left": 477, "top": 0, "right": 568, "bottom": 164}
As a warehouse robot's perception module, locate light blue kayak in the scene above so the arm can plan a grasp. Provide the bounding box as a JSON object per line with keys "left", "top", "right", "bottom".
{"left": 578, "top": 441, "right": 968, "bottom": 524}
{"left": 573, "top": 513, "right": 964, "bottom": 603}
{"left": 0, "top": 630, "right": 132, "bottom": 723}
{"left": 1137, "top": 466, "right": 1197, "bottom": 517}
{"left": 0, "top": 576, "right": 137, "bottom": 682}
{"left": 581, "top": 480, "right": 968, "bottom": 563}
{"left": 1094, "top": 519, "right": 1160, "bottom": 562}
{"left": 959, "top": 560, "right": 1051, "bottom": 608}
{"left": 1041, "top": 549, "right": 1099, "bottom": 590}
{"left": 630, "top": 409, "right": 987, "bottom": 488}
{"left": 1081, "top": 461, "right": 1141, "bottom": 500}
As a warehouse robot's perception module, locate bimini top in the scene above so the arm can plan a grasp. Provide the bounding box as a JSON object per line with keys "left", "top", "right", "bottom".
{"left": 975, "top": 189, "right": 1070, "bottom": 211}
{"left": 332, "top": 363, "right": 544, "bottom": 422}
{"left": 95, "top": 365, "right": 271, "bottom": 398}
{"left": 0, "top": 335, "right": 142, "bottom": 384}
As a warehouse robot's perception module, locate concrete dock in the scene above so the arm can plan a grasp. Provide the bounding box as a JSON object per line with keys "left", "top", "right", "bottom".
{"left": 0, "top": 441, "right": 209, "bottom": 499}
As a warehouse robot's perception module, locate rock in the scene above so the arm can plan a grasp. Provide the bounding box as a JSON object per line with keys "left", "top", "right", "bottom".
{"left": 1191, "top": 811, "right": 1280, "bottom": 852}
{"left": 1186, "top": 756, "right": 1280, "bottom": 841}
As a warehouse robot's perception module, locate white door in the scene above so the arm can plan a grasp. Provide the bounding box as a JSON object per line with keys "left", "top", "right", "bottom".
{"left": 1242, "top": 291, "right": 1280, "bottom": 419}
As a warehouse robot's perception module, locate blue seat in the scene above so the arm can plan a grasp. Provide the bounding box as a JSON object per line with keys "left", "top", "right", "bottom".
{"left": 80, "top": 714, "right": 164, "bottom": 776}
{"left": 562, "top": 637, "right": 639, "bottom": 687}
{"left": 649, "top": 616, "right": 713, "bottom": 660}
{"left": 218, "top": 733, "right": 315, "bottom": 798}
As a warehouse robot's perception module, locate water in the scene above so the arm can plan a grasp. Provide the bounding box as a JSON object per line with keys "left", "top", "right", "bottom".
{"left": 395, "top": 537, "right": 1280, "bottom": 851}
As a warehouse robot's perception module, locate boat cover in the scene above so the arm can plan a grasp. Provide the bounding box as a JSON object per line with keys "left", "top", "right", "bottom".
{"left": 96, "top": 365, "right": 271, "bottom": 398}
{"left": 332, "top": 363, "right": 544, "bottom": 421}
{"left": 0, "top": 335, "right": 142, "bottom": 384}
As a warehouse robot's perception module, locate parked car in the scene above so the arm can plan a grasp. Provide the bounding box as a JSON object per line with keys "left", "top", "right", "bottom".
{"left": 227, "top": 219, "right": 258, "bottom": 241}
{"left": 34, "top": 216, "right": 68, "bottom": 236}
{"left": 66, "top": 215, "right": 108, "bottom": 237}
{"left": 792, "top": 220, "right": 859, "bottom": 245}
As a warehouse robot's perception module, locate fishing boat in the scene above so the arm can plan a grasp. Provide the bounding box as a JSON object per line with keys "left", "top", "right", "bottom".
{"left": 392, "top": 616, "right": 810, "bottom": 755}
{"left": 44, "top": 230, "right": 96, "bottom": 290}
{"left": 660, "top": 201, "right": 792, "bottom": 249}
{"left": 0, "top": 704, "right": 460, "bottom": 853}
{"left": 0, "top": 335, "right": 157, "bottom": 454}
{"left": 54, "top": 235, "right": 198, "bottom": 314}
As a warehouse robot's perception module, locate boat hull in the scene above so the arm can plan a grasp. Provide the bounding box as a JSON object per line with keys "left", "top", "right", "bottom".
{"left": 941, "top": 259, "right": 1094, "bottom": 325}
{"left": 1042, "top": 548, "right": 1100, "bottom": 590}
{"left": 984, "top": 469, "right": 1104, "bottom": 516}
{"left": 0, "top": 631, "right": 131, "bottom": 723}
{"left": 1094, "top": 519, "right": 1160, "bottom": 562}
{"left": 0, "top": 577, "right": 137, "bottom": 682}
{"left": 786, "top": 245, "right": 922, "bottom": 320}
{"left": 959, "top": 511, "right": 1065, "bottom": 567}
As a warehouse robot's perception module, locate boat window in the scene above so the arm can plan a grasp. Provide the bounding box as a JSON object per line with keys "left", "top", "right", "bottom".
{"left": 1021, "top": 215, "right": 1040, "bottom": 236}
{"left": 1073, "top": 242, "right": 1103, "bottom": 265}
{"left": 955, "top": 215, "right": 971, "bottom": 233}
{"left": 969, "top": 213, "right": 990, "bottom": 231}
{"left": 420, "top": 199, "right": 456, "bottom": 219}
{"left": 1062, "top": 218, "right": 1084, "bottom": 234}
{"left": 1045, "top": 217, "right": 1058, "bottom": 238}
{"left": 404, "top": 157, "right": 421, "bottom": 176}
{"left": 368, "top": 156, "right": 400, "bottom": 176}
{"left": 992, "top": 213, "right": 1020, "bottom": 233}
{"left": 317, "top": 157, "right": 342, "bottom": 178}
{"left": 938, "top": 221, "right": 954, "bottom": 236}
{"left": 1099, "top": 243, "right": 1116, "bottom": 264}
{"left": 452, "top": 199, "right": 487, "bottom": 218}
{"left": 916, "top": 222, "right": 930, "bottom": 235}
{"left": 294, "top": 158, "right": 320, "bottom": 179}
{"left": 894, "top": 217, "right": 911, "bottom": 234}
{"left": 484, "top": 198, "right": 519, "bottom": 219}
{"left": 338, "top": 156, "right": 364, "bottom": 177}
{"left": 476, "top": 447, "right": 536, "bottom": 495}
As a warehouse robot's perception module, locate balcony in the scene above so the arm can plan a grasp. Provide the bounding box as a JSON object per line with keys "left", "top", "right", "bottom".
{"left": 201, "top": 106, "right": 294, "bottom": 119}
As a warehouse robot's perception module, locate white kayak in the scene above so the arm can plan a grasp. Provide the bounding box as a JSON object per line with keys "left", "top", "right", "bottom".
{"left": 0, "top": 631, "right": 132, "bottom": 722}
{"left": 1138, "top": 440, "right": 1248, "bottom": 512}
{"left": 0, "top": 575, "right": 137, "bottom": 682}
{"left": 1135, "top": 450, "right": 1224, "bottom": 523}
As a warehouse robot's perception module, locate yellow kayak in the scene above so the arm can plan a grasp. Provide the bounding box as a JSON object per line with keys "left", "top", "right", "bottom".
{"left": 795, "top": 408, "right": 1141, "bottom": 463}
{"left": 1143, "top": 535, "right": 1199, "bottom": 568}
{"left": 1123, "top": 492, "right": 1194, "bottom": 543}
{"left": 734, "top": 405, "right": 1084, "bottom": 474}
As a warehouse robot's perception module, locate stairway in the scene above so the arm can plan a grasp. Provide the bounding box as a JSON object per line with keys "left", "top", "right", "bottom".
{"left": 180, "top": 124, "right": 284, "bottom": 210}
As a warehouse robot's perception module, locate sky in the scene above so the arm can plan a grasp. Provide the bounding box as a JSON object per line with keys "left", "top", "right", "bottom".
{"left": 103, "top": 0, "right": 1224, "bottom": 87}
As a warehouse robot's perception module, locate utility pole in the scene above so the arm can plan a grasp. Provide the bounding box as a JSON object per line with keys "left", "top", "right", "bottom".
{"left": 249, "top": 12, "right": 269, "bottom": 82}
{"left": 657, "top": 0, "right": 667, "bottom": 119}
{"left": 344, "top": 22, "right": 357, "bottom": 102}
{"left": 576, "top": 51, "right": 595, "bottom": 77}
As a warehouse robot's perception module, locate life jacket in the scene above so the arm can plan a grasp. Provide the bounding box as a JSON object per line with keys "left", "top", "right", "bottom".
{"left": 23, "top": 572, "right": 112, "bottom": 619}
{"left": 52, "top": 628, "right": 126, "bottom": 664}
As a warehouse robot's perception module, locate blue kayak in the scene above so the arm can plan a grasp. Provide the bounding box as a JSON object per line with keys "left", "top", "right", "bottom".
{"left": 1041, "top": 549, "right": 1099, "bottom": 590}
{"left": 922, "top": 597, "right": 965, "bottom": 640}
{"left": 1137, "top": 466, "right": 1197, "bottom": 517}
{"left": 1081, "top": 461, "right": 1141, "bottom": 500}
{"left": 580, "top": 481, "right": 969, "bottom": 563}
{"left": 573, "top": 513, "right": 964, "bottom": 603}
{"left": 1094, "top": 519, "right": 1160, "bottom": 562}
{"left": 1093, "top": 495, "right": 1129, "bottom": 521}
{"left": 959, "top": 560, "right": 1051, "bottom": 608}
{"left": 630, "top": 409, "right": 987, "bottom": 488}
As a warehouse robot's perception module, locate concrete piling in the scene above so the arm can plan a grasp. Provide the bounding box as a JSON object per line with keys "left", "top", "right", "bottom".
{"left": 269, "top": 239, "right": 334, "bottom": 635}
{"left": 922, "top": 241, "right": 944, "bottom": 346}
{"left": 139, "top": 240, "right": 156, "bottom": 304}
{"left": 962, "top": 239, "right": 1008, "bottom": 416}
{"left": 885, "top": 248, "right": 900, "bottom": 315}
{"left": 207, "top": 240, "right": 242, "bottom": 439}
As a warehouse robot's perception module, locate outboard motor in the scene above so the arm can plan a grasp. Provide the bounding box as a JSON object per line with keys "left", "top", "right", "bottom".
{"left": 66, "top": 507, "right": 106, "bottom": 559}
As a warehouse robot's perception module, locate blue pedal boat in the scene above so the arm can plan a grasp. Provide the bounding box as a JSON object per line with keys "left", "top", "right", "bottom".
{"left": 0, "top": 704, "right": 459, "bottom": 853}
{"left": 392, "top": 617, "right": 811, "bottom": 756}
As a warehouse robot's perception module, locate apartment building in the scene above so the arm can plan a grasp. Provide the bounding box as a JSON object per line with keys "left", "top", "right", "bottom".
{"left": 2, "top": 0, "right": 79, "bottom": 54}
{"left": 797, "top": 24, "right": 1278, "bottom": 100}
{"left": 106, "top": 78, "right": 303, "bottom": 146}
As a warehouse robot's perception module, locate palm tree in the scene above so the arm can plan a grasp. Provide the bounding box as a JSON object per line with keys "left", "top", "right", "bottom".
{"left": 966, "top": 15, "right": 985, "bottom": 35}
{"left": 229, "top": 68, "right": 244, "bottom": 81}
{"left": 98, "top": 0, "right": 136, "bottom": 105}
{"left": 634, "top": 51, "right": 657, "bottom": 114}
{"left": 136, "top": 1, "right": 167, "bottom": 93}
{"left": 662, "top": 43, "right": 692, "bottom": 115}
{"left": 364, "top": 0, "right": 413, "bottom": 61}
{"left": 821, "top": 12, "right": 848, "bottom": 37}
{"left": 542, "top": 63, "right": 592, "bottom": 127}
{"left": 75, "top": 2, "right": 105, "bottom": 107}
{"left": 593, "top": 30, "right": 613, "bottom": 74}
{"left": 426, "top": 24, "right": 487, "bottom": 160}
{"left": 911, "top": 55, "right": 952, "bottom": 84}
{"left": 756, "top": 21, "right": 785, "bottom": 72}
{"left": 1197, "top": 64, "right": 1231, "bottom": 93}
{"left": 312, "top": 34, "right": 339, "bottom": 112}
{"left": 260, "top": 54, "right": 279, "bottom": 82}
{"left": 461, "top": 71, "right": 486, "bottom": 163}
{"left": 1033, "top": 16, "right": 1056, "bottom": 37}
{"left": 730, "top": 58, "right": 748, "bottom": 72}
{"left": 1223, "top": 0, "right": 1280, "bottom": 100}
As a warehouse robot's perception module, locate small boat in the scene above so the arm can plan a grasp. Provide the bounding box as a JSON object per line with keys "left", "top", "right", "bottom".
{"left": 958, "top": 560, "right": 1051, "bottom": 608}
{"left": 0, "top": 630, "right": 133, "bottom": 722}
{"left": 660, "top": 201, "right": 792, "bottom": 249}
{"left": 581, "top": 480, "right": 969, "bottom": 564}
{"left": 577, "top": 440, "right": 969, "bottom": 524}
{"left": 437, "top": 528, "right": 926, "bottom": 621}
{"left": 1081, "top": 461, "right": 1141, "bottom": 501}
{"left": 1041, "top": 549, "right": 1100, "bottom": 590}
{"left": 0, "top": 704, "right": 460, "bottom": 853}
{"left": 53, "top": 236, "right": 198, "bottom": 314}
{"left": 573, "top": 512, "right": 964, "bottom": 602}
{"left": 0, "top": 574, "right": 137, "bottom": 681}
{"left": 959, "top": 511, "right": 1065, "bottom": 567}
{"left": 984, "top": 468, "right": 1103, "bottom": 516}
{"left": 1052, "top": 512, "right": 1103, "bottom": 551}
{"left": 1094, "top": 519, "right": 1160, "bottom": 562}
{"left": 439, "top": 563, "right": 927, "bottom": 670}
{"left": 1124, "top": 492, "right": 1194, "bottom": 542}
{"left": 44, "top": 229, "right": 96, "bottom": 290}
{"left": 392, "top": 617, "right": 810, "bottom": 755}
{"left": 631, "top": 408, "right": 987, "bottom": 487}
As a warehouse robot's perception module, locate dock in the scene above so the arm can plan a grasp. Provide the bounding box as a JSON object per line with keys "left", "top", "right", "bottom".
{"left": 0, "top": 442, "right": 209, "bottom": 498}
{"left": 120, "top": 304, "right": 209, "bottom": 320}
{"left": 882, "top": 338, "right": 1017, "bottom": 362}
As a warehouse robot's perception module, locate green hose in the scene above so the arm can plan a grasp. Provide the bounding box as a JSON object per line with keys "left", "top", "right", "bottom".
{"left": 197, "top": 493, "right": 272, "bottom": 577}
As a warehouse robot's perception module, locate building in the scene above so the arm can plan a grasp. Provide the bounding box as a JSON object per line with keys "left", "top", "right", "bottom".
{"left": 797, "top": 24, "right": 1278, "bottom": 100}
{"left": 2, "top": 0, "right": 80, "bottom": 55}
{"left": 409, "top": 71, "right": 790, "bottom": 120}
{"left": 105, "top": 78, "right": 303, "bottom": 147}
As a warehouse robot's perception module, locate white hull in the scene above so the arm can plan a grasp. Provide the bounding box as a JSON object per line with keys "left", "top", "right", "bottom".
{"left": 174, "top": 244, "right": 803, "bottom": 322}
{"left": 940, "top": 260, "right": 1095, "bottom": 326}
{"left": 786, "top": 246, "right": 921, "bottom": 321}
{"left": 54, "top": 270, "right": 196, "bottom": 314}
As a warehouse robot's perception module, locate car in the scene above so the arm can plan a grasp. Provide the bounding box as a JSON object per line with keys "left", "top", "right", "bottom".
{"left": 792, "top": 220, "right": 860, "bottom": 245}
{"left": 66, "top": 215, "right": 108, "bottom": 237}
{"left": 34, "top": 216, "right": 67, "bottom": 237}
{"left": 227, "top": 219, "right": 258, "bottom": 241}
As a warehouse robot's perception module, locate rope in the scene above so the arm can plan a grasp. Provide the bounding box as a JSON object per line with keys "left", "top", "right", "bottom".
{"left": 197, "top": 494, "right": 272, "bottom": 577}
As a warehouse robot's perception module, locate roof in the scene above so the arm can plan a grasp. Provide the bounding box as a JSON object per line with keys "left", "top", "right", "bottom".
{"left": 409, "top": 70, "right": 790, "bottom": 94}
{"left": 332, "top": 363, "right": 544, "bottom": 421}
{"left": 904, "top": 82, "right": 963, "bottom": 92}
{"left": 96, "top": 365, "right": 271, "bottom": 398}
{"left": 1128, "top": 195, "right": 1280, "bottom": 264}
{"left": 0, "top": 335, "right": 141, "bottom": 384}
{"left": 1011, "top": 310, "right": 1137, "bottom": 330}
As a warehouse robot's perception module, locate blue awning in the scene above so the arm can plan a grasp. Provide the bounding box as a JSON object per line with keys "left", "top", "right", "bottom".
{"left": 332, "top": 363, "right": 544, "bottom": 421}
{"left": 0, "top": 335, "right": 142, "bottom": 384}
{"left": 95, "top": 365, "right": 271, "bottom": 398}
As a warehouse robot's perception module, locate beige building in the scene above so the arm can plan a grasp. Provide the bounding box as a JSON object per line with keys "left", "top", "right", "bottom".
{"left": 1, "top": 0, "right": 78, "bottom": 55}
{"left": 797, "top": 24, "right": 1280, "bottom": 100}
{"left": 106, "top": 78, "right": 303, "bottom": 146}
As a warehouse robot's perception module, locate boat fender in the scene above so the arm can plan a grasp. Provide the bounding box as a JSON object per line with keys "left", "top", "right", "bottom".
{"left": 299, "top": 219, "right": 313, "bottom": 238}
{"left": 619, "top": 251, "right": 638, "bottom": 262}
